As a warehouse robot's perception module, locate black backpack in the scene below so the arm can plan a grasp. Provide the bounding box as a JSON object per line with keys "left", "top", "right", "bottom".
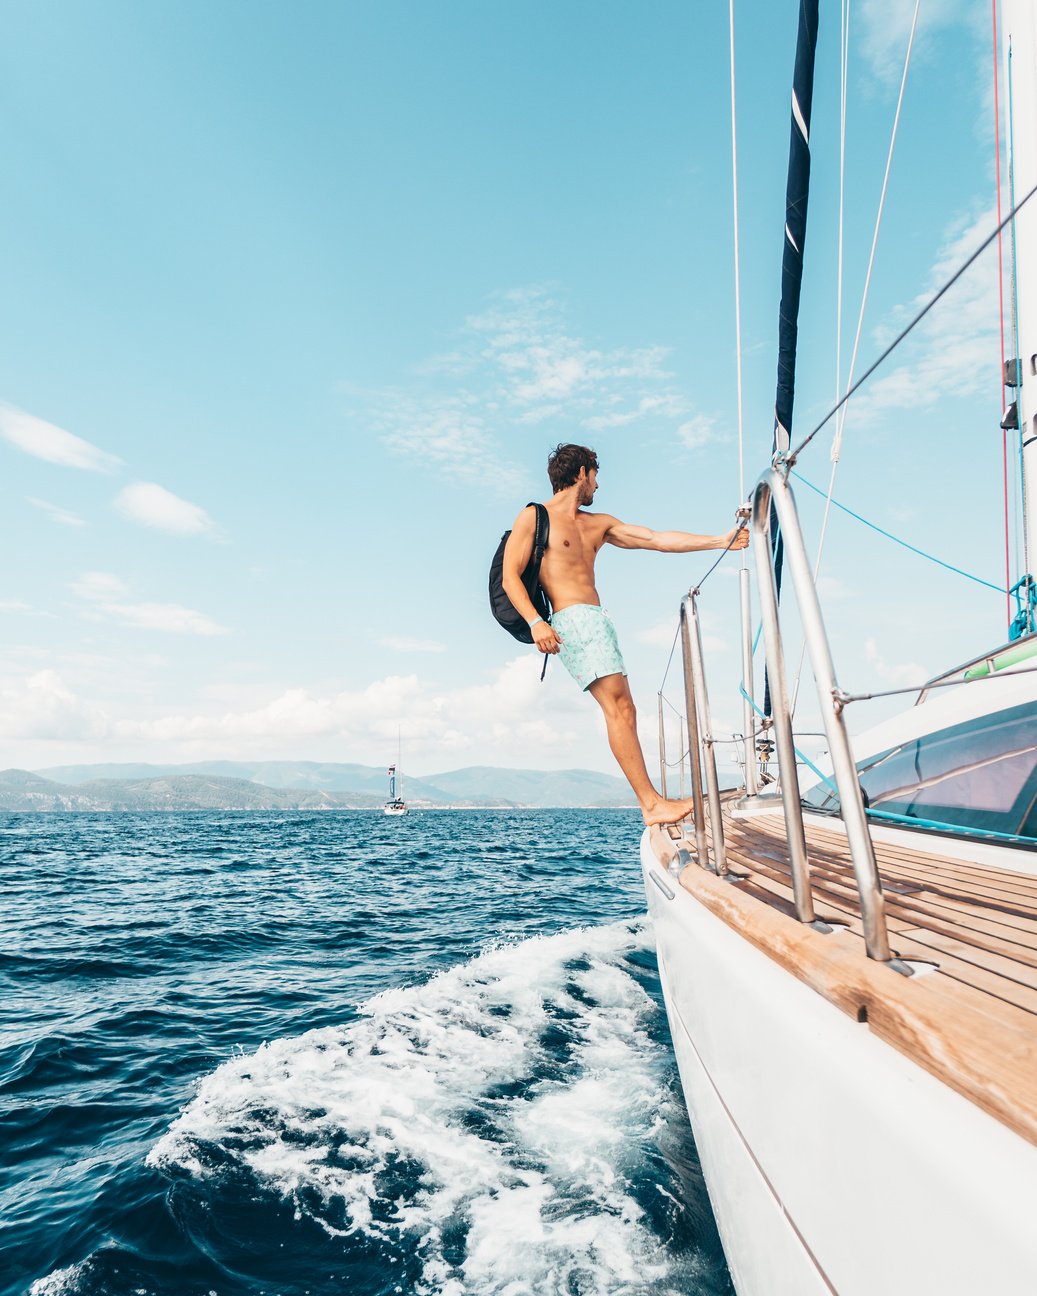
{"left": 488, "top": 502, "right": 551, "bottom": 643}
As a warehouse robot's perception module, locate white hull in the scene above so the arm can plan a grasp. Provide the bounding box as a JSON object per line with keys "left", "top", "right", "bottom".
{"left": 642, "top": 834, "right": 1037, "bottom": 1296}
{"left": 383, "top": 804, "right": 407, "bottom": 816}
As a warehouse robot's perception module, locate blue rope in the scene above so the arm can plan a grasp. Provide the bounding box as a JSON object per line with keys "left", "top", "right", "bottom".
{"left": 791, "top": 470, "right": 1007, "bottom": 594}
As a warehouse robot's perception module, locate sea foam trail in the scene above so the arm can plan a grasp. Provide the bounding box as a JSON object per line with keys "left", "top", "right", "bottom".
{"left": 147, "top": 919, "right": 700, "bottom": 1294}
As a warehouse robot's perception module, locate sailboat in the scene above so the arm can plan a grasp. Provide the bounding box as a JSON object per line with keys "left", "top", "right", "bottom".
{"left": 642, "top": 3, "right": 1037, "bottom": 1293}
{"left": 384, "top": 733, "right": 407, "bottom": 816}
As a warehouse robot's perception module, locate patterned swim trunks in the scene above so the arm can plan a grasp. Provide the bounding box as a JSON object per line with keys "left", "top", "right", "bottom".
{"left": 552, "top": 604, "right": 627, "bottom": 691}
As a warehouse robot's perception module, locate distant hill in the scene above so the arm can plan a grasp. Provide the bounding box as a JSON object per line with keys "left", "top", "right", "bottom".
{"left": 10, "top": 761, "right": 637, "bottom": 811}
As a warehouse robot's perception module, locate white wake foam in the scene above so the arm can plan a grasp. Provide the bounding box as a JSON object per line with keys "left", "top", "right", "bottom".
{"left": 148, "top": 920, "right": 696, "bottom": 1293}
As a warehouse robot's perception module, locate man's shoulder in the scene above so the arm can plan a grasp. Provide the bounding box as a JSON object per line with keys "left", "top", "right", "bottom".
{"left": 578, "top": 509, "right": 619, "bottom": 530}
{"left": 511, "top": 502, "right": 544, "bottom": 529}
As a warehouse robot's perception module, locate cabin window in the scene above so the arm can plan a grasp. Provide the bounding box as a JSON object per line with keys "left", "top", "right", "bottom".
{"left": 803, "top": 701, "right": 1037, "bottom": 843}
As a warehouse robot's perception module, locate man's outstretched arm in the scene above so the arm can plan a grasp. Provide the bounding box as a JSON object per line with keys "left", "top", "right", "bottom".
{"left": 603, "top": 516, "right": 749, "bottom": 553}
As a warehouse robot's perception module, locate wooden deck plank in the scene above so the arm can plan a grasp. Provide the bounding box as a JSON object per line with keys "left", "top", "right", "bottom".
{"left": 724, "top": 822, "right": 1037, "bottom": 937}
{"left": 725, "top": 840, "right": 1037, "bottom": 983}
{"left": 650, "top": 827, "right": 1037, "bottom": 1149}
{"left": 733, "top": 868, "right": 1037, "bottom": 1016}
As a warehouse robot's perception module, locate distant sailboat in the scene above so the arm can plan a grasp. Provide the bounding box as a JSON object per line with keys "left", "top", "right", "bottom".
{"left": 384, "top": 732, "right": 407, "bottom": 816}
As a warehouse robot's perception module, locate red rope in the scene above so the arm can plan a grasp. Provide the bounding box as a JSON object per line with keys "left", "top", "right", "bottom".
{"left": 993, "top": 0, "right": 1012, "bottom": 627}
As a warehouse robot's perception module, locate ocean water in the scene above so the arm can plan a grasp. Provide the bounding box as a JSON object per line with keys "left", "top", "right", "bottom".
{"left": 1, "top": 810, "right": 730, "bottom": 1296}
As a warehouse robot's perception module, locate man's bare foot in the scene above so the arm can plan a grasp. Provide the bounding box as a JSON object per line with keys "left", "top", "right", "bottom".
{"left": 642, "top": 796, "right": 697, "bottom": 827}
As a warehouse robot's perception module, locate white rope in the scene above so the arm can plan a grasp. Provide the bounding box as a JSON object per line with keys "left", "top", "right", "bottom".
{"left": 729, "top": 0, "right": 747, "bottom": 537}
{"left": 832, "top": 0, "right": 921, "bottom": 468}
{"left": 791, "top": 0, "right": 920, "bottom": 716}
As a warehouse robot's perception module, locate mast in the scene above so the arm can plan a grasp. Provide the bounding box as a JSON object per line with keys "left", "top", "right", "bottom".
{"left": 773, "top": 0, "right": 819, "bottom": 465}
{"left": 1004, "top": 0, "right": 1037, "bottom": 635}
{"left": 764, "top": 0, "right": 819, "bottom": 716}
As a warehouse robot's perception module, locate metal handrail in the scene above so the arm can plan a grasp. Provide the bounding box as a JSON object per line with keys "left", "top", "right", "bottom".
{"left": 657, "top": 692, "right": 668, "bottom": 799}
{"left": 678, "top": 603, "right": 710, "bottom": 868}
{"left": 656, "top": 470, "right": 894, "bottom": 963}
{"left": 754, "top": 469, "right": 892, "bottom": 961}
{"left": 749, "top": 483, "right": 817, "bottom": 924}
{"left": 682, "top": 594, "right": 728, "bottom": 874}
{"left": 739, "top": 567, "right": 759, "bottom": 796}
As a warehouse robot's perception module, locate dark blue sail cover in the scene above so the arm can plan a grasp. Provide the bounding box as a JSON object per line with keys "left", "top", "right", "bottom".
{"left": 765, "top": 0, "right": 819, "bottom": 722}
{"left": 773, "top": 0, "right": 819, "bottom": 460}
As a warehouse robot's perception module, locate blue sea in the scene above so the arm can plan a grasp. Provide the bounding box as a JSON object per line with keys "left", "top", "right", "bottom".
{"left": 1, "top": 810, "right": 730, "bottom": 1296}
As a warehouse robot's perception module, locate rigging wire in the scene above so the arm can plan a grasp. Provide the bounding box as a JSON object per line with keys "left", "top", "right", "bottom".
{"left": 784, "top": 175, "right": 1037, "bottom": 470}
{"left": 836, "top": 661, "right": 1037, "bottom": 705}
{"left": 793, "top": 0, "right": 919, "bottom": 718}
{"left": 1006, "top": 36, "right": 1028, "bottom": 579}
{"left": 992, "top": 0, "right": 1012, "bottom": 626}
{"left": 828, "top": 0, "right": 919, "bottom": 473}
{"left": 729, "top": 0, "right": 746, "bottom": 519}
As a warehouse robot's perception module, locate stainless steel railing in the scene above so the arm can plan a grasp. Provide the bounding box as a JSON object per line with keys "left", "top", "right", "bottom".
{"left": 662, "top": 469, "right": 894, "bottom": 963}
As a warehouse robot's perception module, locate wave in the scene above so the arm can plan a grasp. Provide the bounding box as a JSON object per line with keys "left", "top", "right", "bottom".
{"left": 143, "top": 919, "right": 708, "bottom": 1295}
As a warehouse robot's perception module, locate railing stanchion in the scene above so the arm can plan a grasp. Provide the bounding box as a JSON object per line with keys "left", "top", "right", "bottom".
{"left": 765, "top": 469, "right": 892, "bottom": 961}
{"left": 679, "top": 604, "right": 711, "bottom": 868}
{"left": 750, "top": 481, "right": 816, "bottom": 922}
{"left": 657, "top": 692, "right": 668, "bottom": 800}
{"left": 686, "top": 592, "right": 728, "bottom": 874}
{"left": 740, "top": 567, "right": 759, "bottom": 796}
{"left": 679, "top": 717, "right": 686, "bottom": 798}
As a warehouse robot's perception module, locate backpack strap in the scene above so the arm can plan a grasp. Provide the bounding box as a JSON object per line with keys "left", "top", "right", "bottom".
{"left": 526, "top": 502, "right": 549, "bottom": 582}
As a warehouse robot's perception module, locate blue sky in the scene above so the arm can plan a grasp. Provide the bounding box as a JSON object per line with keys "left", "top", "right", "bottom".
{"left": 0, "top": 0, "right": 1018, "bottom": 778}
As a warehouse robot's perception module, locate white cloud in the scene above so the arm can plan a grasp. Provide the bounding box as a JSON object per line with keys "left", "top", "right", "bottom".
{"left": 114, "top": 481, "right": 221, "bottom": 537}
{"left": 676, "top": 414, "right": 726, "bottom": 451}
{"left": 816, "top": 574, "right": 852, "bottom": 601}
{"left": 635, "top": 618, "right": 682, "bottom": 649}
{"left": 841, "top": 205, "right": 1000, "bottom": 430}
{"left": 27, "top": 497, "right": 86, "bottom": 528}
{"left": 372, "top": 393, "right": 527, "bottom": 492}
{"left": 864, "top": 636, "right": 930, "bottom": 688}
{"left": 0, "top": 599, "right": 36, "bottom": 613}
{"left": 0, "top": 404, "right": 121, "bottom": 473}
{"left": 72, "top": 570, "right": 229, "bottom": 637}
{"left": 74, "top": 572, "right": 130, "bottom": 601}
{"left": 379, "top": 634, "right": 448, "bottom": 654}
{"left": 0, "top": 670, "right": 108, "bottom": 740}
{"left": 122, "top": 658, "right": 579, "bottom": 754}
{"left": 0, "top": 657, "right": 584, "bottom": 763}
{"left": 351, "top": 286, "right": 709, "bottom": 486}
{"left": 101, "top": 602, "right": 230, "bottom": 636}
{"left": 857, "top": 0, "right": 971, "bottom": 86}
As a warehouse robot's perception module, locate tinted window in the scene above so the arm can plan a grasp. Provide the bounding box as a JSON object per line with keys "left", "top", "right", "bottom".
{"left": 803, "top": 702, "right": 1037, "bottom": 842}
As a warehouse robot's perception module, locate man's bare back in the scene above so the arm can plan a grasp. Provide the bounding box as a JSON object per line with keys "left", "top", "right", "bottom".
{"left": 500, "top": 446, "right": 747, "bottom": 827}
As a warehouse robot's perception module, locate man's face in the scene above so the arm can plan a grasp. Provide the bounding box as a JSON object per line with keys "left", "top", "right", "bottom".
{"left": 578, "top": 467, "right": 598, "bottom": 506}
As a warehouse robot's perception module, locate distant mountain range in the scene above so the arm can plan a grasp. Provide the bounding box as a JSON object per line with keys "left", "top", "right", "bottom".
{"left": 0, "top": 761, "right": 639, "bottom": 812}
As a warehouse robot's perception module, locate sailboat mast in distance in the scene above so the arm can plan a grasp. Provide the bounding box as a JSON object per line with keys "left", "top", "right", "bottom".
{"left": 384, "top": 730, "right": 408, "bottom": 815}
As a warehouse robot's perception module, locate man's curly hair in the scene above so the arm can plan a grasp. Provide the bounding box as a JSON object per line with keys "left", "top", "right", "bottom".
{"left": 547, "top": 443, "right": 598, "bottom": 493}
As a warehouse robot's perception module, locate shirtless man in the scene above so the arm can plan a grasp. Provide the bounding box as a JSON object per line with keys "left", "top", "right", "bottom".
{"left": 502, "top": 443, "right": 749, "bottom": 827}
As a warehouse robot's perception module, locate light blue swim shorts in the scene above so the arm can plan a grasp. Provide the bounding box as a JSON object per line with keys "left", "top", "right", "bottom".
{"left": 552, "top": 604, "right": 627, "bottom": 691}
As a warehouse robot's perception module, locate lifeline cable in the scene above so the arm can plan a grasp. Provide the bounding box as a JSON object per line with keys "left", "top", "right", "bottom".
{"left": 790, "top": 470, "right": 1007, "bottom": 594}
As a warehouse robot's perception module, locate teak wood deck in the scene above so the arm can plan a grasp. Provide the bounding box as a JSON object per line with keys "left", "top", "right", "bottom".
{"left": 650, "top": 796, "right": 1037, "bottom": 1148}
